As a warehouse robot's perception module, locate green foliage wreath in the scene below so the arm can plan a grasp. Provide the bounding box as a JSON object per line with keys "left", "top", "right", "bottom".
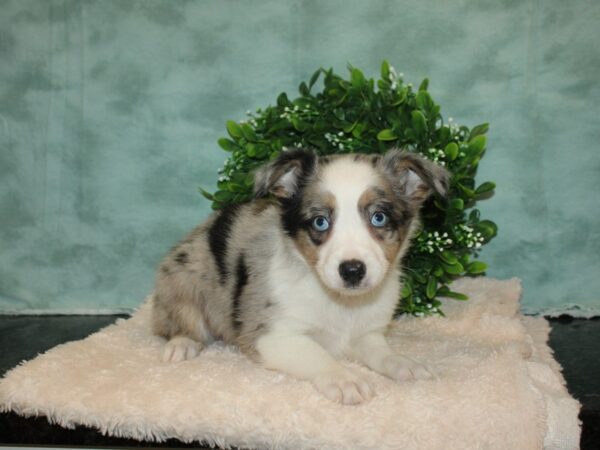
{"left": 201, "top": 61, "right": 498, "bottom": 316}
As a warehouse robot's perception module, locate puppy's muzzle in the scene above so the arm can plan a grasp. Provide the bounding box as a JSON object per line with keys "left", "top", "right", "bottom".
{"left": 338, "top": 259, "right": 366, "bottom": 287}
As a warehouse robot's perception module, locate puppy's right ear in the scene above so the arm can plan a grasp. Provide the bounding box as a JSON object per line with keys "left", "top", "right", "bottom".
{"left": 254, "top": 148, "right": 317, "bottom": 199}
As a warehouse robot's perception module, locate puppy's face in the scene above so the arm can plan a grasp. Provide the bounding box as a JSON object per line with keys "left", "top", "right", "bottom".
{"left": 254, "top": 149, "right": 449, "bottom": 297}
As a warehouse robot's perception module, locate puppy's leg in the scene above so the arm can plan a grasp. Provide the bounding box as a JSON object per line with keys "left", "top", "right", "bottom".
{"left": 152, "top": 292, "right": 210, "bottom": 363}
{"left": 352, "top": 331, "right": 434, "bottom": 381}
{"left": 256, "top": 333, "right": 373, "bottom": 405}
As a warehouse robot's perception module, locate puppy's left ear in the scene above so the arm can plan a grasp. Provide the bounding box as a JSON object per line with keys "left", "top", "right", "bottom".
{"left": 381, "top": 149, "right": 450, "bottom": 207}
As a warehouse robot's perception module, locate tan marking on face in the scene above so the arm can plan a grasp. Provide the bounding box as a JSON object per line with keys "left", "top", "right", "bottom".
{"left": 294, "top": 231, "right": 320, "bottom": 267}
{"left": 357, "top": 181, "right": 410, "bottom": 265}
{"left": 291, "top": 188, "right": 337, "bottom": 268}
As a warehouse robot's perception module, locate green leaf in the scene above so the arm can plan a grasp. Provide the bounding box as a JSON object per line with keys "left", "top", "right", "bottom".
{"left": 377, "top": 79, "right": 391, "bottom": 90}
{"left": 377, "top": 129, "right": 398, "bottom": 141}
{"left": 411, "top": 110, "right": 427, "bottom": 137}
{"left": 443, "top": 290, "right": 469, "bottom": 300}
{"left": 416, "top": 91, "right": 433, "bottom": 111}
{"left": 440, "top": 250, "right": 459, "bottom": 264}
{"left": 439, "top": 126, "right": 451, "bottom": 145}
{"left": 226, "top": 120, "right": 243, "bottom": 139}
{"left": 469, "top": 209, "right": 481, "bottom": 222}
{"left": 444, "top": 142, "right": 459, "bottom": 160}
{"left": 457, "top": 183, "right": 475, "bottom": 198}
{"left": 380, "top": 60, "right": 390, "bottom": 80}
{"left": 401, "top": 282, "right": 412, "bottom": 298}
{"left": 198, "top": 187, "right": 214, "bottom": 201}
{"left": 468, "top": 135, "right": 487, "bottom": 156}
{"left": 450, "top": 198, "right": 464, "bottom": 211}
{"left": 226, "top": 182, "right": 245, "bottom": 192}
{"left": 343, "top": 121, "right": 358, "bottom": 133}
{"left": 426, "top": 276, "right": 437, "bottom": 299}
{"left": 475, "top": 181, "right": 496, "bottom": 195}
{"left": 308, "top": 69, "right": 321, "bottom": 90}
{"left": 243, "top": 174, "right": 255, "bottom": 187}
{"left": 477, "top": 220, "right": 498, "bottom": 239}
{"left": 392, "top": 87, "right": 407, "bottom": 105}
{"left": 352, "top": 122, "right": 367, "bottom": 138}
{"left": 468, "top": 123, "right": 489, "bottom": 141}
{"left": 412, "top": 271, "right": 427, "bottom": 284}
{"left": 419, "top": 78, "right": 429, "bottom": 91}
{"left": 276, "top": 92, "right": 290, "bottom": 107}
{"left": 467, "top": 261, "right": 488, "bottom": 274}
{"left": 241, "top": 124, "right": 257, "bottom": 142}
{"left": 291, "top": 116, "right": 308, "bottom": 131}
{"left": 442, "top": 262, "right": 464, "bottom": 275}
{"left": 351, "top": 67, "right": 366, "bottom": 88}
{"left": 299, "top": 82, "right": 310, "bottom": 96}
{"left": 218, "top": 138, "right": 239, "bottom": 152}
{"left": 213, "top": 190, "right": 234, "bottom": 202}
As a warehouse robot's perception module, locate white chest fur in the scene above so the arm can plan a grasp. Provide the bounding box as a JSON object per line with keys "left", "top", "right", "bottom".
{"left": 267, "top": 242, "right": 399, "bottom": 358}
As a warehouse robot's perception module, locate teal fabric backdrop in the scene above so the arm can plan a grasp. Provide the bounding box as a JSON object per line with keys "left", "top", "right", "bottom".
{"left": 1, "top": 0, "right": 599, "bottom": 314}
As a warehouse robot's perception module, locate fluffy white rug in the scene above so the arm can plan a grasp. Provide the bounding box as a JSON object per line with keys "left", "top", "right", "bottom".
{"left": 0, "top": 278, "right": 581, "bottom": 449}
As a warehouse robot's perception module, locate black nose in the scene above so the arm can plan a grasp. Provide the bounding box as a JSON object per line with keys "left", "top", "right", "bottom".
{"left": 338, "top": 259, "right": 366, "bottom": 287}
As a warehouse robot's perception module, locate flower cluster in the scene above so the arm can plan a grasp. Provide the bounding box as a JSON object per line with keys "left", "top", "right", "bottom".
{"left": 447, "top": 117, "right": 469, "bottom": 143}
{"left": 455, "top": 224, "right": 485, "bottom": 249}
{"left": 241, "top": 110, "right": 258, "bottom": 127}
{"left": 217, "top": 157, "right": 244, "bottom": 183}
{"left": 279, "top": 104, "right": 318, "bottom": 121}
{"left": 387, "top": 65, "right": 404, "bottom": 90}
{"left": 448, "top": 117, "right": 460, "bottom": 134}
{"left": 416, "top": 230, "right": 453, "bottom": 254}
{"left": 324, "top": 131, "right": 351, "bottom": 150}
{"left": 412, "top": 299, "right": 440, "bottom": 316}
{"left": 427, "top": 148, "right": 447, "bottom": 166}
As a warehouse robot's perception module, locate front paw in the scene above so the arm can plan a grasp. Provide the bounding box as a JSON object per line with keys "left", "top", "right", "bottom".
{"left": 312, "top": 367, "right": 374, "bottom": 405}
{"left": 381, "top": 355, "right": 434, "bottom": 381}
{"left": 162, "top": 336, "right": 202, "bottom": 363}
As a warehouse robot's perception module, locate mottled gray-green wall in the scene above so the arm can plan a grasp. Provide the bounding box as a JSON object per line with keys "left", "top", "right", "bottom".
{"left": 1, "top": 0, "right": 599, "bottom": 314}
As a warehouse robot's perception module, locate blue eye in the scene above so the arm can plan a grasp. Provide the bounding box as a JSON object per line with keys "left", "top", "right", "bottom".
{"left": 370, "top": 211, "right": 388, "bottom": 227}
{"left": 312, "top": 216, "right": 330, "bottom": 232}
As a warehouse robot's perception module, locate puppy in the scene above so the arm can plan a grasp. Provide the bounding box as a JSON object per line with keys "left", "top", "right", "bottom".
{"left": 152, "top": 148, "right": 449, "bottom": 405}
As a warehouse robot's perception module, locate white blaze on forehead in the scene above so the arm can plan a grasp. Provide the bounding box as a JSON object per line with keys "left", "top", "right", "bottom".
{"left": 320, "top": 158, "right": 379, "bottom": 210}
{"left": 316, "top": 158, "right": 389, "bottom": 294}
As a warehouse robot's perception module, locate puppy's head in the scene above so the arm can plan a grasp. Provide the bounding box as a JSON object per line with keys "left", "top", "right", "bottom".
{"left": 254, "top": 148, "right": 449, "bottom": 296}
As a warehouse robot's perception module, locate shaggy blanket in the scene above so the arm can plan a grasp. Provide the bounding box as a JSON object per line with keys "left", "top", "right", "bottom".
{"left": 0, "top": 278, "right": 581, "bottom": 449}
